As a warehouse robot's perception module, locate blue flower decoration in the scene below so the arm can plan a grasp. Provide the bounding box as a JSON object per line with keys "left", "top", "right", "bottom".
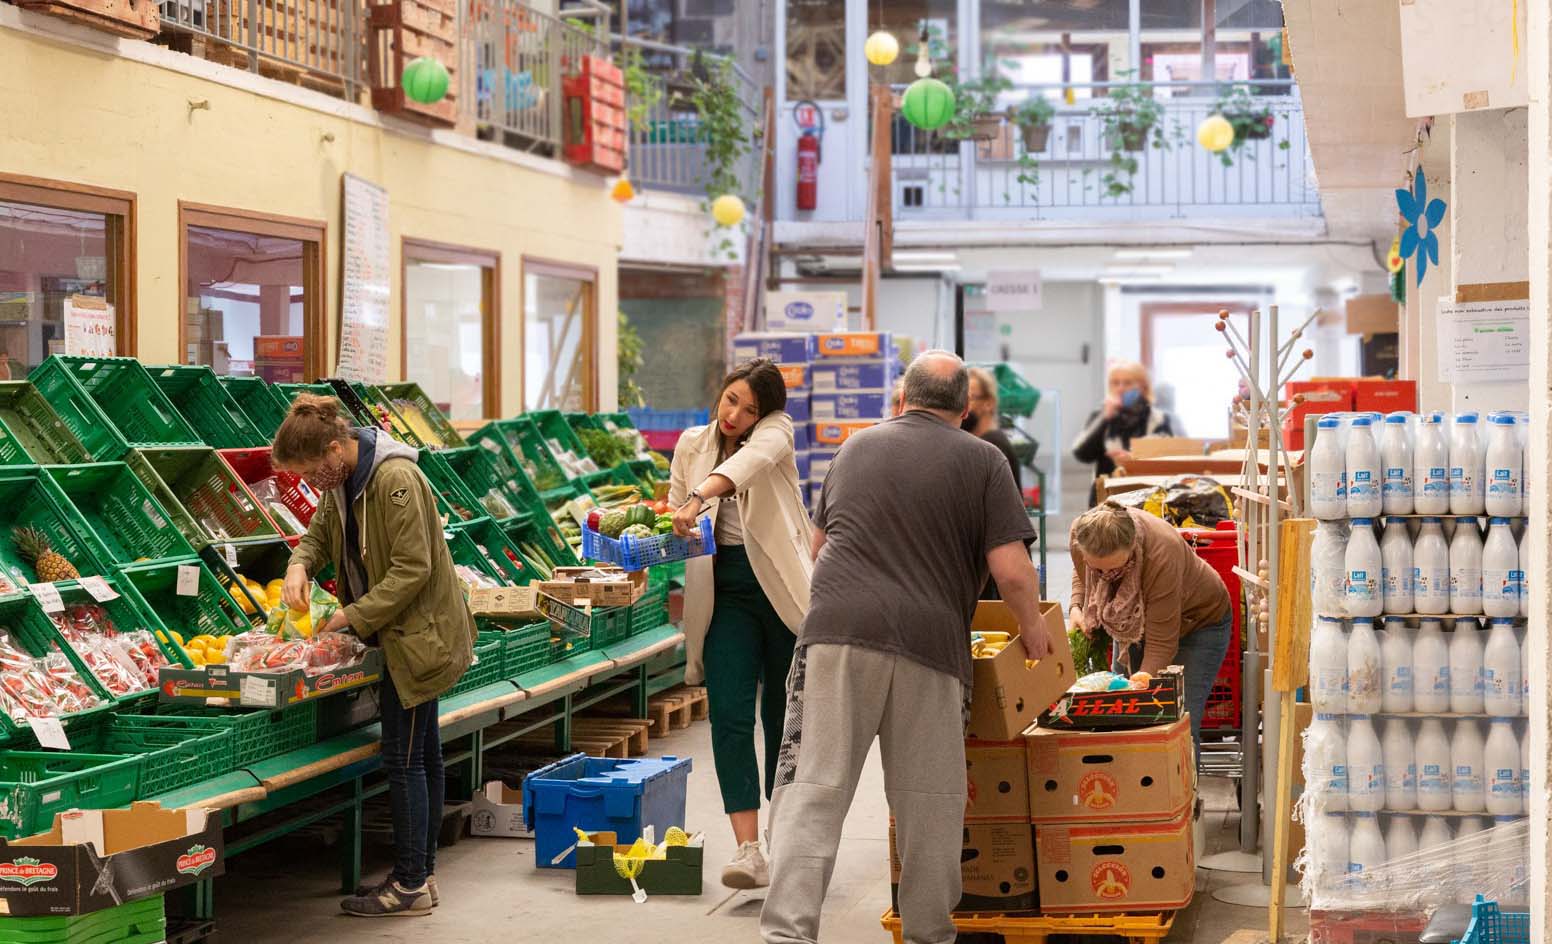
{"left": 1396, "top": 167, "right": 1446, "bottom": 287}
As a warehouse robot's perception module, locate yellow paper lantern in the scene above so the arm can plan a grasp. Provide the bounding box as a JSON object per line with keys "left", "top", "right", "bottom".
{"left": 611, "top": 178, "right": 636, "bottom": 203}
{"left": 711, "top": 194, "right": 746, "bottom": 227}
{"left": 1196, "top": 114, "right": 1235, "bottom": 153}
{"left": 864, "top": 30, "right": 899, "bottom": 66}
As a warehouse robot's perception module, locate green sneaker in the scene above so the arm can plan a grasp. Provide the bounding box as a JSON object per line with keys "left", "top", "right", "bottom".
{"left": 355, "top": 874, "right": 439, "bottom": 907}
{"left": 340, "top": 881, "right": 433, "bottom": 917}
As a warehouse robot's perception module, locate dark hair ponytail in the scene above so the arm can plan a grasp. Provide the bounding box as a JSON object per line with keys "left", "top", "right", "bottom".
{"left": 714, "top": 359, "right": 787, "bottom": 452}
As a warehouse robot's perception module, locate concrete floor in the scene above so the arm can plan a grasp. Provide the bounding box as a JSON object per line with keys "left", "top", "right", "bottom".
{"left": 214, "top": 714, "right": 1297, "bottom": 944}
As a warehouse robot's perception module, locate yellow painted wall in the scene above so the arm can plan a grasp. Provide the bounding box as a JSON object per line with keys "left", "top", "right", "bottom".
{"left": 0, "top": 23, "right": 623, "bottom": 415}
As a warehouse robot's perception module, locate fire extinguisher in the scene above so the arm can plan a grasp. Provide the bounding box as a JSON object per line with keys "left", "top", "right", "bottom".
{"left": 796, "top": 132, "right": 820, "bottom": 211}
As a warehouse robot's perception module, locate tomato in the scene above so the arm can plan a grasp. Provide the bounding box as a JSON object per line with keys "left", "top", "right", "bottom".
{"left": 652, "top": 499, "right": 669, "bottom": 515}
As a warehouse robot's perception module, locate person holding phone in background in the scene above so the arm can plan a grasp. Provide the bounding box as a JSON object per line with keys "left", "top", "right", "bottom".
{"left": 1072, "top": 361, "right": 1177, "bottom": 506}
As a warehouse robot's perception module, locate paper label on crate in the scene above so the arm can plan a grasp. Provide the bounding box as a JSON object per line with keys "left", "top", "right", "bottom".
{"left": 176, "top": 564, "right": 201, "bottom": 597}
{"left": 239, "top": 675, "right": 277, "bottom": 707}
{"left": 30, "top": 716, "right": 70, "bottom": 751}
{"left": 223, "top": 544, "right": 238, "bottom": 568}
{"left": 80, "top": 576, "right": 118, "bottom": 602}
{"left": 28, "top": 582, "right": 63, "bottom": 613}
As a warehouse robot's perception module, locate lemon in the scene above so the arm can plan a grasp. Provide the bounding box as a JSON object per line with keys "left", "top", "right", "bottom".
{"left": 168, "top": 630, "right": 184, "bottom": 646}
{"left": 203, "top": 649, "right": 227, "bottom": 665}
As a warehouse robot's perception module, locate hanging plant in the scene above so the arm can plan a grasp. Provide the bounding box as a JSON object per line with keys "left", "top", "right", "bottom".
{"left": 691, "top": 59, "right": 750, "bottom": 260}
{"left": 1208, "top": 85, "right": 1291, "bottom": 168}
{"left": 1010, "top": 95, "right": 1056, "bottom": 152}
{"left": 1093, "top": 71, "right": 1172, "bottom": 198}
{"left": 942, "top": 69, "right": 1011, "bottom": 142}
{"left": 621, "top": 47, "right": 662, "bottom": 132}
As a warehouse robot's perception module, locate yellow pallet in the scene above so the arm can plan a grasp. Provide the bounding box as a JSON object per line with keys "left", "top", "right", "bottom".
{"left": 880, "top": 909, "right": 1174, "bottom": 944}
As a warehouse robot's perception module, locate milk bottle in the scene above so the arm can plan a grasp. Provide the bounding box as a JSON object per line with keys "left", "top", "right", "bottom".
{"left": 1418, "top": 814, "right": 1452, "bottom": 851}
{"left": 1347, "top": 416, "right": 1382, "bottom": 517}
{"left": 1484, "top": 718, "right": 1522, "bottom": 816}
{"left": 1412, "top": 618, "right": 1451, "bottom": 712}
{"left": 1312, "top": 521, "right": 1349, "bottom": 616}
{"left": 1381, "top": 717, "right": 1416, "bottom": 811}
{"left": 1521, "top": 630, "right": 1530, "bottom": 716}
{"left": 1449, "top": 618, "right": 1485, "bottom": 714}
{"left": 1449, "top": 517, "right": 1483, "bottom": 616}
{"left": 1485, "top": 414, "right": 1523, "bottom": 515}
{"left": 1451, "top": 719, "right": 1486, "bottom": 812}
{"left": 1415, "top": 412, "right": 1450, "bottom": 514}
{"left": 1450, "top": 413, "right": 1485, "bottom": 515}
{"left": 1348, "top": 812, "right": 1386, "bottom": 889}
{"left": 1482, "top": 618, "right": 1522, "bottom": 717}
{"left": 1384, "top": 816, "right": 1417, "bottom": 866}
{"left": 1521, "top": 724, "right": 1530, "bottom": 804}
{"left": 1313, "top": 813, "right": 1350, "bottom": 893}
{"left": 1381, "top": 413, "right": 1414, "bottom": 514}
{"left": 1516, "top": 412, "right": 1532, "bottom": 509}
{"left": 1346, "top": 521, "right": 1383, "bottom": 618}
{"left": 1416, "top": 717, "right": 1452, "bottom": 811}
{"left": 1481, "top": 518, "right": 1519, "bottom": 618}
{"left": 1308, "top": 713, "right": 1348, "bottom": 811}
{"left": 1380, "top": 619, "right": 1413, "bottom": 712}
{"left": 1310, "top": 416, "right": 1347, "bottom": 520}
{"left": 1414, "top": 518, "right": 1451, "bottom": 615}
{"left": 1346, "top": 715, "right": 1385, "bottom": 812}
{"left": 1518, "top": 528, "right": 1528, "bottom": 618}
{"left": 1310, "top": 616, "right": 1349, "bottom": 713}
{"left": 1381, "top": 518, "right": 1414, "bottom": 614}
{"left": 1347, "top": 618, "right": 1383, "bottom": 714}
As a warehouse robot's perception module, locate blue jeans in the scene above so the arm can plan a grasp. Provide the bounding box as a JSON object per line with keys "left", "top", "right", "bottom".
{"left": 379, "top": 675, "right": 444, "bottom": 889}
{"left": 1112, "top": 608, "right": 1234, "bottom": 760}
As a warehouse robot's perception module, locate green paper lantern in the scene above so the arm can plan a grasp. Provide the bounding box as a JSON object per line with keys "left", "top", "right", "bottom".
{"left": 402, "top": 56, "right": 450, "bottom": 105}
{"left": 900, "top": 77, "right": 955, "bottom": 131}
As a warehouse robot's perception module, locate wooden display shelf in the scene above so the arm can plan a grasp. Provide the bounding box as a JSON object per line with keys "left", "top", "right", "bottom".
{"left": 15, "top": 0, "right": 157, "bottom": 38}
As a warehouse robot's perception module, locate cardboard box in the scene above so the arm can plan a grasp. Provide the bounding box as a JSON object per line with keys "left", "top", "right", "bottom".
{"left": 1035, "top": 808, "right": 1194, "bottom": 914}
{"left": 535, "top": 567, "right": 647, "bottom": 607}
{"left": 815, "top": 331, "right": 891, "bottom": 359}
{"left": 1345, "top": 294, "right": 1399, "bottom": 337}
{"left": 0, "top": 803, "right": 224, "bottom": 915}
{"left": 1353, "top": 378, "right": 1417, "bottom": 414}
{"left": 255, "top": 360, "right": 306, "bottom": 384}
{"left": 810, "top": 359, "right": 896, "bottom": 393}
{"left": 1025, "top": 717, "right": 1195, "bottom": 825}
{"left": 889, "top": 819, "right": 1037, "bottom": 914}
{"left": 467, "top": 586, "right": 544, "bottom": 619}
{"left": 777, "top": 363, "right": 809, "bottom": 389}
{"left": 811, "top": 421, "right": 879, "bottom": 447}
{"left": 1128, "top": 437, "right": 1210, "bottom": 459}
{"left": 470, "top": 782, "right": 527, "bottom": 837}
{"left": 1036, "top": 667, "right": 1183, "bottom": 732}
{"left": 764, "top": 291, "right": 847, "bottom": 333}
{"left": 732, "top": 332, "right": 813, "bottom": 364}
{"left": 966, "top": 601, "right": 1074, "bottom": 742}
{"left": 811, "top": 391, "right": 890, "bottom": 421}
{"left": 785, "top": 393, "right": 810, "bottom": 422}
{"left": 965, "top": 740, "right": 1031, "bottom": 821}
{"left": 575, "top": 831, "right": 703, "bottom": 895}
{"left": 253, "top": 335, "right": 305, "bottom": 360}
{"left": 157, "top": 648, "right": 384, "bottom": 708}
{"left": 197, "top": 340, "right": 230, "bottom": 375}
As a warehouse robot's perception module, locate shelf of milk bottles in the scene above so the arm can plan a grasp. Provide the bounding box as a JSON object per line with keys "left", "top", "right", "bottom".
{"left": 1317, "top": 613, "right": 1527, "bottom": 622}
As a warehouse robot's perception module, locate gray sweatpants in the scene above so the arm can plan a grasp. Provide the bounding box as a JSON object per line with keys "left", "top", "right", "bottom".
{"left": 760, "top": 644, "right": 967, "bottom": 944}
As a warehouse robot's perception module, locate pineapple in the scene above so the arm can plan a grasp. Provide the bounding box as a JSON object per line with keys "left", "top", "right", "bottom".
{"left": 13, "top": 527, "right": 79, "bottom": 582}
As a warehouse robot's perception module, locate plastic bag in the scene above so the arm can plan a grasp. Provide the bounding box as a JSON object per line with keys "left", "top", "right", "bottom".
{"left": 301, "top": 632, "right": 366, "bottom": 676}
{"left": 264, "top": 585, "right": 340, "bottom": 640}
{"left": 1112, "top": 475, "right": 1235, "bottom": 529}
{"left": 1311, "top": 520, "right": 1349, "bottom": 616}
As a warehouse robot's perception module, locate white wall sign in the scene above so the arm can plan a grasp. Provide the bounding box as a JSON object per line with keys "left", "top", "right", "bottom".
{"left": 63, "top": 295, "right": 115, "bottom": 357}
{"left": 1435, "top": 297, "right": 1530, "bottom": 384}
{"left": 337, "top": 173, "right": 391, "bottom": 382}
{"left": 984, "top": 271, "right": 1043, "bottom": 312}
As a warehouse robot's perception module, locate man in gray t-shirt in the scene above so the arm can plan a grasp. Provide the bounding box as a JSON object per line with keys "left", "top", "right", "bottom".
{"left": 761, "top": 352, "right": 1053, "bottom": 944}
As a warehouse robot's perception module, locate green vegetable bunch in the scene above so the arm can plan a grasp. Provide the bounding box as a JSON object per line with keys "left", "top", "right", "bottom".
{"left": 1068, "top": 625, "right": 1113, "bottom": 677}
{"left": 579, "top": 428, "right": 634, "bottom": 468}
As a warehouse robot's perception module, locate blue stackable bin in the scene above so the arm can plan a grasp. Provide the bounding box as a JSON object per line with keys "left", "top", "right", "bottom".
{"left": 522, "top": 754, "right": 693, "bottom": 869}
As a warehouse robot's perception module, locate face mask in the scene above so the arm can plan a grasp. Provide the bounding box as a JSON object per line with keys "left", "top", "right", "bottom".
{"left": 1120, "top": 388, "right": 1143, "bottom": 409}
{"left": 304, "top": 452, "right": 348, "bottom": 492}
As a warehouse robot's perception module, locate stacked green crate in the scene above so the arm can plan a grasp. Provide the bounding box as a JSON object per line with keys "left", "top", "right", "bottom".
{"left": 469, "top": 418, "right": 572, "bottom": 496}
{"left": 272, "top": 382, "right": 384, "bottom": 428}
{"left": 67, "top": 714, "right": 234, "bottom": 799}
{"left": 0, "top": 469, "right": 116, "bottom": 588}
{"left": 29, "top": 356, "right": 203, "bottom": 459}
{"left": 124, "top": 447, "right": 281, "bottom": 549}
{"left": 504, "top": 516, "right": 576, "bottom": 576}
{"left": 0, "top": 751, "right": 142, "bottom": 838}
{"left": 47, "top": 578, "right": 193, "bottom": 712}
{"left": 0, "top": 890, "right": 166, "bottom": 941}
{"left": 218, "top": 375, "right": 293, "bottom": 440}
{"left": 417, "top": 448, "right": 486, "bottom": 526}
{"left": 445, "top": 632, "right": 505, "bottom": 697}
{"left": 446, "top": 517, "right": 543, "bottom": 586}
{"left": 116, "top": 558, "right": 258, "bottom": 664}
{"left": 0, "top": 592, "right": 118, "bottom": 745}
{"left": 439, "top": 444, "right": 534, "bottom": 524}
{"left": 117, "top": 701, "right": 318, "bottom": 767}
{"left": 42, "top": 464, "right": 198, "bottom": 568}
{"left": 529, "top": 409, "right": 601, "bottom": 482}
{"left": 376, "top": 381, "right": 465, "bottom": 448}
{"left": 147, "top": 365, "right": 267, "bottom": 449}
{"left": 0, "top": 381, "right": 96, "bottom": 465}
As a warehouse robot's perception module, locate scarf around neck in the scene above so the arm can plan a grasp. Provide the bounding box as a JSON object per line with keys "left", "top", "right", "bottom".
{"left": 1081, "top": 529, "right": 1145, "bottom": 647}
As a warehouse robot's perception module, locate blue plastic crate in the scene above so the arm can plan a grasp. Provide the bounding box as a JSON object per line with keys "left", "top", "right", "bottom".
{"left": 1458, "top": 896, "right": 1529, "bottom": 944}
{"left": 522, "top": 754, "right": 692, "bottom": 869}
{"left": 581, "top": 515, "right": 715, "bottom": 572}
{"left": 626, "top": 409, "right": 709, "bottom": 432}
{"left": 811, "top": 391, "right": 890, "bottom": 421}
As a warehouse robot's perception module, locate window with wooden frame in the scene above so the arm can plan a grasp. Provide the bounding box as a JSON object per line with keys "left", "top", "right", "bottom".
{"left": 0, "top": 174, "right": 136, "bottom": 372}
{"left": 178, "top": 203, "right": 327, "bottom": 381}
{"left": 402, "top": 239, "right": 500, "bottom": 421}
{"left": 522, "top": 258, "right": 598, "bottom": 412}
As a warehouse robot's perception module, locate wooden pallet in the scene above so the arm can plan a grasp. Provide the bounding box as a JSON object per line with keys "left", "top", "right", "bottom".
{"left": 881, "top": 909, "right": 1174, "bottom": 944}
{"left": 512, "top": 718, "right": 653, "bottom": 759}
{"left": 171, "top": 34, "right": 349, "bottom": 97}
{"left": 1308, "top": 910, "right": 1427, "bottom": 944}
{"left": 16, "top": 0, "right": 157, "bottom": 38}
{"left": 588, "top": 685, "right": 709, "bottom": 735}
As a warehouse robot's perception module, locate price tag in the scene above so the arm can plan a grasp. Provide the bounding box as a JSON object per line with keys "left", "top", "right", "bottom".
{"left": 29, "top": 582, "right": 64, "bottom": 613}
{"left": 80, "top": 576, "right": 119, "bottom": 602}
{"left": 176, "top": 564, "right": 200, "bottom": 597}
{"left": 30, "top": 716, "right": 70, "bottom": 750}
{"left": 238, "top": 675, "right": 277, "bottom": 707}
{"left": 223, "top": 544, "right": 238, "bottom": 568}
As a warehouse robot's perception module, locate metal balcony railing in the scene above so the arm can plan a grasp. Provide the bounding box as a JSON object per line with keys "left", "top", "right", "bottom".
{"left": 888, "top": 79, "right": 1318, "bottom": 220}
{"left": 158, "top": 0, "right": 364, "bottom": 95}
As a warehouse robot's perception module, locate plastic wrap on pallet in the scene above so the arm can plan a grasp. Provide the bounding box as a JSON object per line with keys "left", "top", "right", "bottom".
{"left": 1297, "top": 797, "right": 1529, "bottom": 912}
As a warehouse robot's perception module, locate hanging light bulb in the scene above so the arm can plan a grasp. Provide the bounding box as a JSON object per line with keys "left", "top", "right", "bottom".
{"left": 913, "top": 26, "right": 932, "bottom": 78}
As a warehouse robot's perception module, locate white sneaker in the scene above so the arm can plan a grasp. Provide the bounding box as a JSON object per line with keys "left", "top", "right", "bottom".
{"left": 721, "top": 841, "right": 770, "bottom": 889}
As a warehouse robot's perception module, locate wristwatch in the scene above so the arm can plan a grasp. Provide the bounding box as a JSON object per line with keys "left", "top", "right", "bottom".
{"left": 689, "top": 489, "right": 707, "bottom": 507}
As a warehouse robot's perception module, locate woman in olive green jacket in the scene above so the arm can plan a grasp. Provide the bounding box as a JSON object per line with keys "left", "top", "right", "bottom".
{"left": 275, "top": 394, "right": 474, "bottom": 918}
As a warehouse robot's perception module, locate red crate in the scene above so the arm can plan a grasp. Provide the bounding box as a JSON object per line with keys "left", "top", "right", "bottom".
{"left": 1183, "top": 523, "right": 1242, "bottom": 732}
{"left": 218, "top": 447, "right": 320, "bottom": 532}
{"left": 563, "top": 57, "right": 627, "bottom": 173}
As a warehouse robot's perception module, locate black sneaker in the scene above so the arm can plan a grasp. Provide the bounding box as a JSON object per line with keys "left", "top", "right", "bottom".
{"left": 355, "top": 874, "right": 439, "bottom": 907}
{"left": 340, "top": 881, "right": 433, "bottom": 917}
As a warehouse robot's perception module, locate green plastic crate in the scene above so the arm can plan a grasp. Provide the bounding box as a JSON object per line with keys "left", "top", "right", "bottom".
{"left": 119, "top": 700, "right": 318, "bottom": 767}
{"left": 45, "top": 578, "right": 192, "bottom": 713}
{"left": 490, "top": 620, "right": 556, "bottom": 676}
{"left": 0, "top": 470, "right": 115, "bottom": 587}
{"left": 43, "top": 464, "right": 198, "bottom": 567}
{"left": 629, "top": 583, "right": 670, "bottom": 635}
{"left": 218, "top": 376, "right": 292, "bottom": 441}
{"left": 501, "top": 515, "right": 578, "bottom": 576}
{"left": 539, "top": 486, "right": 590, "bottom": 564}
{"left": 115, "top": 558, "right": 256, "bottom": 662}
{"left": 148, "top": 365, "right": 267, "bottom": 449}
{"left": 529, "top": 410, "right": 600, "bottom": 481}
{"left": 469, "top": 418, "right": 570, "bottom": 494}
{"left": 0, "top": 382, "right": 94, "bottom": 466}
{"left": 125, "top": 447, "right": 281, "bottom": 548}
{"left": 320, "top": 379, "right": 392, "bottom": 433}
{"left": 70, "top": 715, "right": 234, "bottom": 800}
{"left": 29, "top": 356, "right": 202, "bottom": 454}
{"left": 535, "top": 592, "right": 630, "bottom": 648}
{"left": 0, "top": 891, "right": 165, "bottom": 944}
{"left": 440, "top": 443, "right": 544, "bottom": 525}
{"left": 376, "top": 382, "right": 464, "bottom": 448}
{"left": 0, "top": 751, "right": 143, "bottom": 838}
{"left": 447, "top": 517, "right": 540, "bottom": 586}
{"left": 446, "top": 632, "right": 505, "bottom": 697}
{"left": 208, "top": 538, "right": 305, "bottom": 621}
{"left": 417, "top": 448, "right": 485, "bottom": 526}
{"left": 978, "top": 363, "right": 1040, "bottom": 419}
{"left": 0, "top": 592, "right": 118, "bottom": 745}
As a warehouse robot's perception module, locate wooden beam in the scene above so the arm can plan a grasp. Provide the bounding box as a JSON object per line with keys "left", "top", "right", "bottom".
{"left": 1268, "top": 516, "right": 1314, "bottom": 942}
{"left": 861, "top": 84, "right": 895, "bottom": 329}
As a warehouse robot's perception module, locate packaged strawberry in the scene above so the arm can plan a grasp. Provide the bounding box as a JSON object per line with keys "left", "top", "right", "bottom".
{"left": 302, "top": 632, "right": 366, "bottom": 676}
